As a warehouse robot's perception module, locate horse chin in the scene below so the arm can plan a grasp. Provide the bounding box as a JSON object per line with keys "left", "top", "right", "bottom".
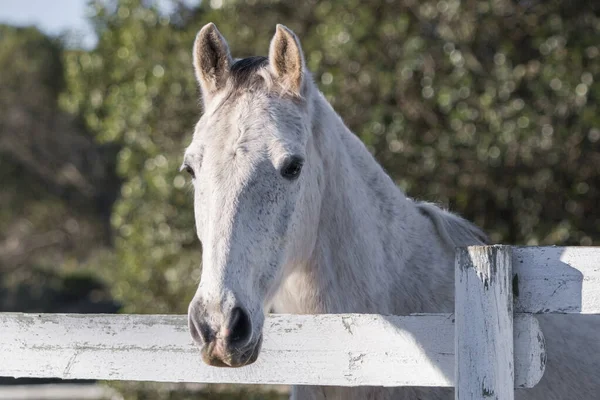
{"left": 201, "top": 334, "right": 263, "bottom": 368}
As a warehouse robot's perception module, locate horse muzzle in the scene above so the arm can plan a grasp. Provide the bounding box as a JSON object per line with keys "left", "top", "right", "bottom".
{"left": 200, "top": 333, "right": 263, "bottom": 367}
{"left": 188, "top": 303, "right": 263, "bottom": 368}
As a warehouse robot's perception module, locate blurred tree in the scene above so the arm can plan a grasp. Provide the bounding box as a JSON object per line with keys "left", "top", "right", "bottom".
{"left": 0, "top": 26, "right": 121, "bottom": 244}
{"left": 0, "top": 26, "right": 120, "bottom": 310}
{"left": 62, "top": 0, "right": 203, "bottom": 313}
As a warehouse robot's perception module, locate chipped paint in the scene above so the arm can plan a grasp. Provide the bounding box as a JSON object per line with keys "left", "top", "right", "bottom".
{"left": 341, "top": 316, "right": 354, "bottom": 335}
{"left": 0, "top": 312, "right": 545, "bottom": 388}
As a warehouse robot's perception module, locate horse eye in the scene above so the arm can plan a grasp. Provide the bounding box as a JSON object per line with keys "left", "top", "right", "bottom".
{"left": 281, "top": 157, "right": 304, "bottom": 180}
{"left": 182, "top": 164, "right": 195, "bottom": 179}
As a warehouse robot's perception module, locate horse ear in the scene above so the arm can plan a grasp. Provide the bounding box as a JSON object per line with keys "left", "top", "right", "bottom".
{"left": 268, "top": 24, "right": 305, "bottom": 95}
{"left": 193, "top": 23, "right": 232, "bottom": 99}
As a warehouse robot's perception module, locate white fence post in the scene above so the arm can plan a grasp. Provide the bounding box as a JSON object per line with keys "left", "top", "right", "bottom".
{"left": 455, "top": 245, "right": 514, "bottom": 400}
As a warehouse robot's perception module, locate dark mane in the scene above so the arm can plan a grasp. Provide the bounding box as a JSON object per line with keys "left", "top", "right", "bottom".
{"left": 230, "top": 56, "right": 269, "bottom": 89}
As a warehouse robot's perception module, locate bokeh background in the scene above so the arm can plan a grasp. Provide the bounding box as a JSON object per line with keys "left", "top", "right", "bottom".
{"left": 0, "top": 0, "right": 598, "bottom": 398}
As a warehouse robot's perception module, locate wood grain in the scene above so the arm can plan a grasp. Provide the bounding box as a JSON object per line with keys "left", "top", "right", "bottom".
{"left": 455, "top": 245, "right": 515, "bottom": 400}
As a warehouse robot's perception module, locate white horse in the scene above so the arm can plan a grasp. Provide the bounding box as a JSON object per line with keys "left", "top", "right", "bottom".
{"left": 183, "top": 23, "right": 599, "bottom": 399}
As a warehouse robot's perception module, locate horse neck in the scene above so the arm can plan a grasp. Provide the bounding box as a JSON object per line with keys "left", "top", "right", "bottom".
{"left": 273, "top": 90, "right": 454, "bottom": 315}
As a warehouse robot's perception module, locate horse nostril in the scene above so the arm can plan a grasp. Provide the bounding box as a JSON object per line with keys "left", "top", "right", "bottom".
{"left": 228, "top": 306, "right": 251, "bottom": 344}
{"left": 189, "top": 313, "right": 212, "bottom": 346}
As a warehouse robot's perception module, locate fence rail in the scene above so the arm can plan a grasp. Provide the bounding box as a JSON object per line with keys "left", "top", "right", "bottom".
{"left": 1, "top": 246, "right": 599, "bottom": 399}
{"left": 0, "top": 312, "right": 545, "bottom": 388}
{"left": 510, "top": 246, "right": 599, "bottom": 313}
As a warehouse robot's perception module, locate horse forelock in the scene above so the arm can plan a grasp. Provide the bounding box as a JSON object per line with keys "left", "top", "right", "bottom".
{"left": 229, "top": 56, "right": 269, "bottom": 90}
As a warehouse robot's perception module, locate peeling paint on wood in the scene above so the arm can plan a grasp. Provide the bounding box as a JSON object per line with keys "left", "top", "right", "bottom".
{"left": 0, "top": 312, "right": 544, "bottom": 388}
{"left": 512, "top": 247, "right": 600, "bottom": 314}
{"left": 455, "top": 245, "right": 515, "bottom": 400}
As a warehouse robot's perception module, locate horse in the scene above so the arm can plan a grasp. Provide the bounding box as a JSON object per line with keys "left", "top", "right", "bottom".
{"left": 182, "top": 23, "right": 599, "bottom": 399}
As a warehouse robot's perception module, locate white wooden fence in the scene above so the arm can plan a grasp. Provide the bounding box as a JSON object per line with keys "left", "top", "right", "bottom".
{"left": 1, "top": 246, "right": 599, "bottom": 399}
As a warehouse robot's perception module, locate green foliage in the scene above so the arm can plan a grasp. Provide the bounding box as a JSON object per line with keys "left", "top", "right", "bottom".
{"left": 62, "top": 0, "right": 202, "bottom": 313}
{"left": 0, "top": 25, "right": 113, "bottom": 283}
{"left": 0, "top": 25, "right": 65, "bottom": 98}
{"left": 0, "top": 265, "right": 117, "bottom": 313}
